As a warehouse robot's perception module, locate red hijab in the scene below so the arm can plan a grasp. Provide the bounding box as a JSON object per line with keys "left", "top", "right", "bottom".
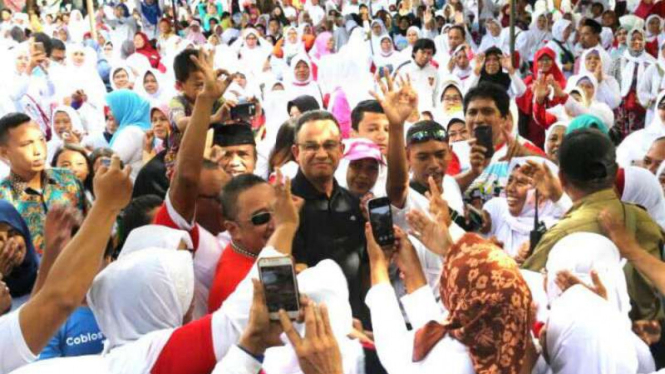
{"left": 135, "top": 32, "right": 162, "bottom": 70}
{"left": 518, "top": 47, "right": 567, "bottom": 114}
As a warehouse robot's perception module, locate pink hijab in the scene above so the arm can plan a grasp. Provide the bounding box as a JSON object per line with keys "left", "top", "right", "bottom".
{"left": 312, "top": 32, "right": 333, "bottom": 60}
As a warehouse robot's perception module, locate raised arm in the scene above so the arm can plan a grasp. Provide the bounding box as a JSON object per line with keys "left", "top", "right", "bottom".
{"left": 169, "top": 51, "right": 231, "bottom": 222}
{"left": 19, "top": 156, "right": 132, "bottom": 355}
{"left": 371, "top": 72, "right": 418, "bottom": 209}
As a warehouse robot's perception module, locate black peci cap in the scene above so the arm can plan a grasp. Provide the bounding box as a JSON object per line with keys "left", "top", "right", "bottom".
{"left": 558, "top": 128, "right": 616, "bottom": 183}
{"left": 213, "top": 123, "right": 255, "bottom": 147}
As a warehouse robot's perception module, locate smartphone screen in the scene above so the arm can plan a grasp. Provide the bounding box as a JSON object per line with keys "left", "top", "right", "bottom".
{"left": 259, "top": 260, "right": 300, "bottom": 319}
{"left": 231, "top": 103, "right": 256, "bottom": 120}
{"left": 474, "top": 126, "right": 494, "bottom": 159}
{"left": 368, "top": 197, "right": 395, "bottom": 248}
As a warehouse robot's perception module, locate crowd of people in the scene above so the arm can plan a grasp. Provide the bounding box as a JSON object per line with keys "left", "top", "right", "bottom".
{"left": 3, "top": 0, "right": 665, "bottom": 372}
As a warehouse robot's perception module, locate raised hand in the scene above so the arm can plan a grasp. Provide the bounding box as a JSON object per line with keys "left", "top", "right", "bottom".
{"left": 189, "top": 50, "right": 232, "bottom": 100}
{"left": 406, "top": 209, "right": 451, "bottom": 256}
{"left": 521, "top": 160, "right": 563, "bottom": 202}
{"left": 143, "top": 129, "right": 155, "bottom": 152}
{"left": 424, "top": 176, "right": 450, "bottom": 226}
{"left": 279, "top": 302, "right": 343, "bottom": 374}
{"left": 599, "top": 210, "right": 641, "bottom": 260}
{"left": 365, "top": 222, "right": 390, "bottom": 284}
{"left": 43, "top": 205, "right": 81, "bottom": 262}
{"left": 501, "top": 54, "right": 515, "bottom": 75}
{"left": 0, "top": 238, "right": 18, "bottom": 276}
{"left": 468, "top": 139, "right": 489, "bottom": 175}
{"left": 238, "top": 279, "right": 284, "bottom": 356}
{"left": 633, "top": 320, "right": 662, "bottom": 345}
{"left": 474, "top": 52, "right": 485, "bottom": 76}
{"left": 271, "top": 168, "right": 303, "bottom": 229}
{"left": 547, "top": 75, "right": 565, "bottom": 98}
{"left": 370, "top": 73, "right": 418, "bottom": 127}
{"left": 594, "top": 63, "right": 603, "bottom": 83}
{"left": 93, "top": 155, "right": 132, "bottom": 212}
{"left": 555, "top": 269, "right": 608, "bottom": 300}
{"left": 533, "top": 75, "right": 549, "bottom": 104}
{"left": 0, "top": 275, "right": 10, "bottom": 315}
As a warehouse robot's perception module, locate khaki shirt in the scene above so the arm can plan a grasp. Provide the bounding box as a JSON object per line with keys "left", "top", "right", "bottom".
{"left": 522, "top": 189, "right": 665, "bottom": 321}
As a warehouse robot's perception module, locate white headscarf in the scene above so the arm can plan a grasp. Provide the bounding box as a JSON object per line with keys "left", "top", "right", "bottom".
{"left": 478, "top": 18, "right": 504, "bottom": 53}
{"left": 285, "top": 54, "right": 322, "bottom": 105}
{"left": 545, "top": 232, "right": 631, "bottom": 318}
{"left": 621, "top": 28, "right": 656, "bottom": 97}
{"left": 552, "top": 18, "right": 571, "bottom": 42}
{"left": 579, "top": 46, "right": 612, "bottom": 76}
{"left": 133, "top": 68, "right": 174, "bottom": 105}
{"left": 616, "top": 90, "right": 665, "bottom": 166}
{"left": 546, "top": 286, "right": 639, "bottom": 374}
{"left": 110, "top": 63, "right": 136, "bottom": 91}
{"left": 567, "top": 73, "right": 615, "bottom": 128}
{"left": 621, "top": 166, "right": 665, "bottom": 229}
{"left": 47, "top": 105, "right": 86, "bottom": 163}
{"left": 87, "top": 248, "right": 195, "bottom": 351}
{"left": 119, "top": 224, "right": 193, "bottom": 258}
{"left": 282, "top": 26, "right": 305, "bottom": 61}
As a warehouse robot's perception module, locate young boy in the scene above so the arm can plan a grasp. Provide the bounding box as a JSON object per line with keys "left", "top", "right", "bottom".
{"left": 166, "top": 49, "right": 226, "bottom": 173}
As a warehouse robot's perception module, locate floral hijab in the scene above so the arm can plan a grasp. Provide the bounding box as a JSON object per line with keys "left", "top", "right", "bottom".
{"left": 413, "top": 233, "right": 532, "bottom": 373}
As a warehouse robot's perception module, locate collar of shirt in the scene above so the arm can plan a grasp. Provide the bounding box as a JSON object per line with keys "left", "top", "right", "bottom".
{"left": 291, "top": 168, "right": 341, "bottom": 201}
{"left": 570, "top": 189, "right": 617, "bottom": 212}
{"left": 8, "top": 170, "right": 56, "bottom": 196}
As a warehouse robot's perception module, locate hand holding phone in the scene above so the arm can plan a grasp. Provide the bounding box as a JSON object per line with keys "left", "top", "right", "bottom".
{"left": 367, "top": 197, "right": 395, "bottom": 249}
{"left": 473, "top": 126, "right": 494, "bottom": 159}
{"left": 259, "top": 257, "right": 300, "bottom": 321}
{"left": 230, "top": 102, "right": 257, "bottom": 121}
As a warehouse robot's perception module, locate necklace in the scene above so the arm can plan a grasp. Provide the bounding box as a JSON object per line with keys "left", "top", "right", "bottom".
{"left": 231, "top": 241, "right": 258, "bottom": 259}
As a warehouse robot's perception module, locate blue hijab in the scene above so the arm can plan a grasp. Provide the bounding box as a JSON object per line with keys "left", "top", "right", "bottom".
{"left": 0, "top": 201, "right": 38, "bottom": 298}
{"left": 106, "top": 89, "right": 152, "bottom": 146}
{"left": 140, "top": 0, "right": 162, "bottom": 26}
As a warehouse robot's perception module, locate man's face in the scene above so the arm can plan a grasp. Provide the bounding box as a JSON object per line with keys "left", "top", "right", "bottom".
{"left": 407, "top": 140, "right": 450, "bottom": 188}
{"left": 179, "top": 71, "right": 205, "bottom": 100}
{"left": 355, "top": 112, "right": 389, "bottom": 155}
{"left": 269, "top": 20, "right": 279, "bottom": 34}
{"left": 447, "top": 29, "right": 464, "bottom": 50}
{"left": 196, "top": 167, "right": 230, "bottom": 235}
{"left": 0, "top": 122, "right": 47, "bottom": 176}
{"left": 414, "top": 48, "right": 434, "bottom": 67}
{"left": 643, "top": 140, "right": 665, "bottom": 174}
{"left": 580, "top": 26, "right": 598, "bottom": 48}
{"left": 227, "top": 184, "right": 276, "bottom": 252}
{"left": 220, "top": 144, "right": 256, "bottom": 177}
{"left": 51, "top": 48, "right": 66, "bottom": 64}
{"left": 293, "top": 120, "right": 343, "bottom": 184}
{"left": 465, "top": 97, "right": 510, "bottom": 146}
{"left": 346, "top": 158, "right": 379, "bottom": 197}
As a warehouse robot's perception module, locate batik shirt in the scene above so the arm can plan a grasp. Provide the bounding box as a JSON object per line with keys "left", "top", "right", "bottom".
{"left": 0, "top": 168, "right": 86, "bottom": 255}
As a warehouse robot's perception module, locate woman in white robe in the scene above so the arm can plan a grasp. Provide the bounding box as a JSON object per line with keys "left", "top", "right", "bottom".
{"left": 545, "top": 18, "right": 575, "bottom": 77}
{"left": 372, "top": 35, "right": 403, "bottom": 71}
{"left": 46, "top": 105, "right": 86, "bottom": 164}
{"left": 620, "top": 166, "right": 665, "bottom": 230}
{"left": 477, "top": 18, "right": 503, "bottom": 53}
{"left": 524, "top": 11, "right": 552, "bottom": 63}
{"left": 617, "top": 90, "right": 665, "bottom": 167}
{"left": 133, "top": 68, "right": 175, "bottom": 106}
{"left": 638, "top": 38, "right": 665, "bottom": 125}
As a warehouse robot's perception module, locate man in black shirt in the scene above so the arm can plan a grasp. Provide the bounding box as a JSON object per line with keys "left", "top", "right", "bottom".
{"left": 289, "top": 110, "right": 367, "bottom": 320}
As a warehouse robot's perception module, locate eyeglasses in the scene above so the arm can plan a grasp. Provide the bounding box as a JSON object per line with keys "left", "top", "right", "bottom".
{"left": 658, "top": 100, "right": 665, "bottom": 110}
{"left": 297, "top": 141, "right": 340, "bottom": 153}
{"left": 442, "top": 95, "right": 462, "bottom": 103}
{"left": 248, "top": 211, "right": 272, "bottom": 226}
{"left": 408, "top": 129, "right": 448, "bottom": 143}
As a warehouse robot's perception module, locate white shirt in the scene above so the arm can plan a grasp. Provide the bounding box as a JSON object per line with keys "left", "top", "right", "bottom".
{"left": 111, "top": 126, "right": 146, "bottom": 181}
{"left": 0, "top": 310, "right": 37, "bottom": 374}
{"left": 394, "top": 60, "right": 440, "bottom": 112}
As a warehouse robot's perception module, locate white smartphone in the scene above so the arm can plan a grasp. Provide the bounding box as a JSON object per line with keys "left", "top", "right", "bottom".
{"left": 258, "top": 257, "right": 300, "bottom": 320}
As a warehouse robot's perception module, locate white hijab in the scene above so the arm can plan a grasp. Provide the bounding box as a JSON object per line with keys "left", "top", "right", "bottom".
{"left": 545, "top": 232, "right": 631, "bottom": 318}
{"left": 567, "top": 73, "right": 615, "bottom": 128}
{"left": 546, "top": 286, "right": 639, "bottom": 374}
{"left": 616, "top": 90, "right": 665, "bottom": 166}
{"left": 285, "top": 54, "right": 322, "bottom": 105}
{"left": 119, "top": 224, "right": 193, "bottom": 258}
{"left": 110, "top": 63, "right": 136, "bottom": 91}
{"left": 133, "top": 68, "right": 174, "bottom": 105}
{"left": 88, "top": 248, "right": 194, "bottom": 351}
{"left": 621, "top": 166, "right": 665, "bottom": 230}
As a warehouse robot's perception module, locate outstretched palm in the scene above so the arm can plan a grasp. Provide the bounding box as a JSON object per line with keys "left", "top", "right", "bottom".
{"left": 189, "top": 50, "right": 232, "bottom": 99}
{"left": 371, "top": 72, "right": 418, "bottom": 127}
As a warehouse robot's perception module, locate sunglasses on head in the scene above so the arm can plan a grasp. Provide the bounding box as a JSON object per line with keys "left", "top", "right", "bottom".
{"left": 409, "top": 129, "right": 448, "bottom": 144}
{"left": 250, "top": 211, "right": 272, "bottom": 226}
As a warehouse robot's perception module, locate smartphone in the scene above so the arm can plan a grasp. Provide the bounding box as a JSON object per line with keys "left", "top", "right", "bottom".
{"left": 378, "top": 64, "right": 393, "bottom": 79}
{"left": 230, "top": 102, "right": 256, "bottom": 120}
{"left": 100, "top": 157, "right": 112, "bottom": 167}
{"left": 367, "top": 197, "right": 395, "bottom": 248}
{"left": 258, "top": 257, "right": 300, "bottom": 320}
{"left": 474, "top": 126, "right": 494, "bottom": 159}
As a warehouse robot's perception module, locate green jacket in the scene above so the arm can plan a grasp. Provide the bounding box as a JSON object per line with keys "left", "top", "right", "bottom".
{"left": 522, "top": 189, "right": 665, "bottom": 321}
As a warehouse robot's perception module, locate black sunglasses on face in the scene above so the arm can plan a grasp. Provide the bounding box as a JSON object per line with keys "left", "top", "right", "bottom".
{"left": 249, "top": 211, "right": 272, "bottom": 226}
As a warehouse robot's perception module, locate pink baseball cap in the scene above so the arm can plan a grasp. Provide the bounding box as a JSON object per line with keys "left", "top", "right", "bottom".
{"left": 343, "top": 139, "right": 385, "bottom": 164}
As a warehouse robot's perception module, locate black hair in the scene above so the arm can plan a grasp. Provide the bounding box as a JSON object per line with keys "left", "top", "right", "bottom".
{"left": 287, "top": 95, "right": 321, "bottom": 115}
{"left": 268, "top": 119, "right": 296, "bottom": 173}
{"left": 116, "top": 194, "right": 164, "bottom": 252}
{"left": 51, "top": 144, "right": 94, "bottom": 194}
{"left": 463, "top": 82, "right": 510, "bottom": 118}
{"left": 351, "top": 100, "right": 384, "bottom": 132}
{"left": 294, "top": 110, "right": 340, "bottom": 142}
{"left": 174, "top": 49, "right": 201, "bottom": 83}
{"left": 412, "top": 38, "right": 436, "bottom": 57}
{"left": 32, "top": 32, "right": 53, "bottom": 56}
{"left": 51, "top": 38, "right": 66, "bottom": 51}
{"left": 220, "top": 174, "right": 268, "bottom": 221}
{"left": 9, "top": 26, "right": 26, "bottom": 43}
{"left": 90, "top": 148, "right": 115, "bottom": 167}
{"left": 558, "top": 129, "right": 617, "bottom": 194}
{"left": 448, "top": 24, "right": 466, "bottom": 39}
{"left": 406, "top": 120, "right": 448, "bottom": 145}
{"left": 0, "top": 113, "right": 32, "bottom": 145}
{"left": 582, "top": 18, "right": 602, "bottom": 35}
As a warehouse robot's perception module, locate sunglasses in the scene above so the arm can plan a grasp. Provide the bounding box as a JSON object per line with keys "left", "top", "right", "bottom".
{"left": 408, "top": 129, "right": 448, "bottom": 144}
{"left": 249, "top": 211, "right": 272, "bottom": 226}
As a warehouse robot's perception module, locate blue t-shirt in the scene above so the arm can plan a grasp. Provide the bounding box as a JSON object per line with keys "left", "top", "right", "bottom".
{"left": 39, "top": 306, "right": 105, "bottom": 359}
